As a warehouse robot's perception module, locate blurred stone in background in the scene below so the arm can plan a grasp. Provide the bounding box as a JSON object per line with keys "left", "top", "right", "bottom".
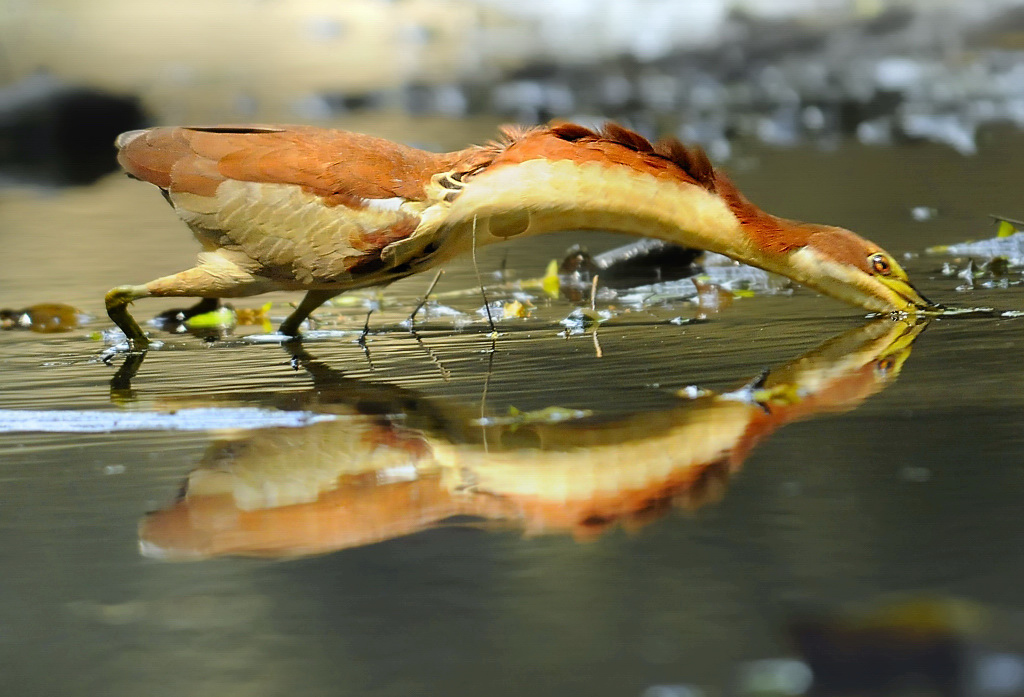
{"left": 2, "top": 0, "right": 1024, "bottom": 187}
{"left": 0, "top": 74, "right": 148, "bottom": 186}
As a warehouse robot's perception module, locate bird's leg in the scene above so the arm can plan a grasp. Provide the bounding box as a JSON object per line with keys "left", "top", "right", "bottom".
{"left": 105, "top": 262, "right": 264, "bottom": 351}
{"left": 110, "top": 352, "right": 147, "bottom": 398}
{"left": 278, "top": 290, "right": 341, "bottom": 338}
{"left": 105, "top": 284, "right": 153, "bottom": 351}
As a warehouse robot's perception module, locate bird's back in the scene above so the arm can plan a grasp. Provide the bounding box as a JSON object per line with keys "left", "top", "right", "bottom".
{"left": 116, "top": 126, "right": 475, "bottom": 287}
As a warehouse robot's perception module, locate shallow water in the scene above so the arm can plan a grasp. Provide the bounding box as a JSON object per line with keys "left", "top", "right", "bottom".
{"left": 3, "top": 121, "right": 1024, "bottom": 695}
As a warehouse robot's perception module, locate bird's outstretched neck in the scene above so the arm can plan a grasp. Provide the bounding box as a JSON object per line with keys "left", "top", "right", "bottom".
{"left": 431, "top": 123, "right": 934, "bottom": 314}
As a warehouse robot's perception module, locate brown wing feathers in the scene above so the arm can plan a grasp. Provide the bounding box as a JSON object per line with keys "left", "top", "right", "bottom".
{"left": 118, "top": 121, "right": 724, "bottom": 202}
{"left": 117, "top": 126, "right": 464, "bottom": 204}
{"left": 474, "top": 122, "right": 720, "bottom": 193}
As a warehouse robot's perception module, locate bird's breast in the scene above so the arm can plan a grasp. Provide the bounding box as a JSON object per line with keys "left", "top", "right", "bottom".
{"left": 168, "top": 180, "right": 423, "bottom": 288}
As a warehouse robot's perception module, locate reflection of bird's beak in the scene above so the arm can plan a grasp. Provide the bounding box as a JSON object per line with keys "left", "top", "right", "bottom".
{"left": 873, "top": 319, "right": 927, "bottom": 377}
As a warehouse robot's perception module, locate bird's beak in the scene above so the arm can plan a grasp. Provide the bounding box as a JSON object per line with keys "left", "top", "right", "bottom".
{"left": 875, "top": 276, "right": 940, "bottom": 314}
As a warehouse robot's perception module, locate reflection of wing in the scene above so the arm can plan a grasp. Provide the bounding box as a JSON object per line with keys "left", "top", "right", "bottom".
{"left": 139, "top": 319, "right": 924, "bottom": 560}
{"left": 139, "top": 417, "right": 466, "bottom": 560}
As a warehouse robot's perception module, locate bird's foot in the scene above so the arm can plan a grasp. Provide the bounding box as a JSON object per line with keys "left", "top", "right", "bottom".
{"left": 99, "top": 335, "right": 162, "bottom": 365}
{"left": 108, "top": 352, "right": 148, "bottom": 398}
{"left": 98, "top": 341, "right": 158, "bottom": 398}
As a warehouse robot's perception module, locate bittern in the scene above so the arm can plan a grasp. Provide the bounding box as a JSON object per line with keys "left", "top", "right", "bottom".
{"left": 108, "top": 122, "right": 935, "bottom": 349}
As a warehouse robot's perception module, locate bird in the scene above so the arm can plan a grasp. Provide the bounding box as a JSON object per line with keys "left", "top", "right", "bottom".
{"left": 108, "top": 121, "right": 936, "bottom": 350}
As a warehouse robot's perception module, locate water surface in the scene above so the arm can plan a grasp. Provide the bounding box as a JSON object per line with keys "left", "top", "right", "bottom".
{"left": 2, "top": 122, "right": 1024, "bottom": 696}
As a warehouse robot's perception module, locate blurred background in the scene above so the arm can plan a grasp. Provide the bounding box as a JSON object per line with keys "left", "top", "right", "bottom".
{"left": 5, "top": 0, "right": 1024, "bottom": 186}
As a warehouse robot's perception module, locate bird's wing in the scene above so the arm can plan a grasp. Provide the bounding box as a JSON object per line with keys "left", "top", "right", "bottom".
{"left": 116, "top": 126, "right": 470, "bottom": 285}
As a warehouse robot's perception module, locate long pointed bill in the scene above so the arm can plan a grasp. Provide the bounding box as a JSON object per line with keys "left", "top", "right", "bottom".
{"left": 877, "top": 276, "right": 941, "bottom": 313}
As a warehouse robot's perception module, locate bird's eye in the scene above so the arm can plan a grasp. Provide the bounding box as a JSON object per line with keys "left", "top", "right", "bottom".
{"left": 875, "top": 357, "right": 896, "bottom": 377}
{"left": 870, "top": 253, "right": 892, "bottom": 276}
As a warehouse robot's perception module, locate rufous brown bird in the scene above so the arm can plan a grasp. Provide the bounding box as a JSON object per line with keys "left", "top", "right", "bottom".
{"left": 108, "top": 122, "right": 935, "bottom": 349}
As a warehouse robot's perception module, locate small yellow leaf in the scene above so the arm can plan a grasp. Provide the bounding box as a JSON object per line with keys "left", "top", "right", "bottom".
{"left": 542, "top": 259, "right": 560, "bottom": 298}
{"left": 185, "top": 307, "right": 236, "bottom": 329}
{"left": 997, "top": 219, "right": 1017, "bottom": 238}
{"left": 502, "top": 300, "right": 531, "bottom": 318}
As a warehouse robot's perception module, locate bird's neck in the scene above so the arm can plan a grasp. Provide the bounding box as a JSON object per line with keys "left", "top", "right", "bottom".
{"left": 427, "top": 158, "right": 794, "bottom": 274}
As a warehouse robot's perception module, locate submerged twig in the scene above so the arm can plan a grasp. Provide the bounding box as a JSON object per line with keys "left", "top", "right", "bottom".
{"left": 357, "top": 308, "right": 375, "bottom": 371}
{"left": 989, "top": 214, "right": 1024, "bottom": 227}
{"left": 410, "top": 328, "right": 451, "bottom": 382}
{"left": 472, "top": 214, "right": 496, "bottom": 334}
{"left": 591, "top": 275, "right": 603, "bottom": 358}
{"left": 404, "top": 268, "right": 451, "bottom": 380}
{"left": 480, "top": 336, "right": 497, "bottom": 453}
{"left": 409, "top": 269, "right": 444, "bottom": 327}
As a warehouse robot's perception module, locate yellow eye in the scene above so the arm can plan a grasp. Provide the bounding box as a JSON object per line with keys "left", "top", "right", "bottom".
{"left": 870, "top": 253, "right": 892, "bottom": 276}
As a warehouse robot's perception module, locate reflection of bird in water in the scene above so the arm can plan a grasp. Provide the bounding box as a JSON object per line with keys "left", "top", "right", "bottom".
{"left": 107, "top": 122, "right": 936, "bottom": 351}
{"left": 138, "top": 318, "right": 924, "bottom": 560}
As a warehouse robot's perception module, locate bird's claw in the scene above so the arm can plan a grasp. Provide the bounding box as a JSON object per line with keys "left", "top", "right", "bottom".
{"left": 99, "top": 339, "right": 161, "bottom": 365}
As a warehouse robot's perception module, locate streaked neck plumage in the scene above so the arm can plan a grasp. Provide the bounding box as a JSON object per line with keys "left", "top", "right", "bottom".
{"left": 400, "top": 123, "right": 929, "bottom": 314}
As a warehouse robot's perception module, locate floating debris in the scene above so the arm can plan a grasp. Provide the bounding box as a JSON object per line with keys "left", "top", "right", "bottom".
{"left": 617, "top": 253, "right": 787, "bottom": 307}
{"left": 910, "top": 206, "right": 938, "bottom": 222}
{"left": 927, "top": 217, "right": 1024, "bottom": 298}
{"left": 477, "top": 405, "right": 593, "bottom": 427}
{"left": 937, "top": 307, "right": 998, "bottom": 317}
{"left": 0, "top": 303, "right": 88, "bottom": 333}
{"left": 559, "top": 307, "right": 612, "bottom": 334}
{"left": 398, "top": 301, "right": 468, "bottom": 329}
{"left": 501, "top": 299, "right": 532, "bottom": 319}
{"left": 541, "top": 259, "right": 560, "bottom": 298}
{"left": 184, "top": 306, "right": 237, "bottom": 330}
{"left": 928, "top": 215, "right": 1024, "bottom": 266}
{"left": 559, "top": 239, "right": 702, "bottom": 291}
{"left": 995, "top": 216, "right": 1022, "bottom": 238}
{"left": 234, "top": 302, "right": 273, "bottom": 329}
{"left": 930, "top": 232, "right": 1024, "bottom": 265}
{"left": 692, "top": 278, "right": 734, "bottom": 318}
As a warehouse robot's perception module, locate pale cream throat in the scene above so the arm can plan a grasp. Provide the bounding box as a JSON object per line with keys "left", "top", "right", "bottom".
{"left": 431, "top": 158, "right": 762, "bottom": 262}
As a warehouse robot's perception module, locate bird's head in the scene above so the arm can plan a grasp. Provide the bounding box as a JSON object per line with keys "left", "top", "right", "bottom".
{"left": 780, "top": 225, "right": 937, "bottom": 314}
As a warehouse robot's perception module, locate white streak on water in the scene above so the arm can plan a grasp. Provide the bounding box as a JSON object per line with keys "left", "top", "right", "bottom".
{"left": 0, "top": 408, "right": 337, "bottom": 433}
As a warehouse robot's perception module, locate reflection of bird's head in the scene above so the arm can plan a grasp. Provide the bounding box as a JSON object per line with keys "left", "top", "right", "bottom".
{"left": 782, "top": 225, "right": 936, "bottom": 314}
